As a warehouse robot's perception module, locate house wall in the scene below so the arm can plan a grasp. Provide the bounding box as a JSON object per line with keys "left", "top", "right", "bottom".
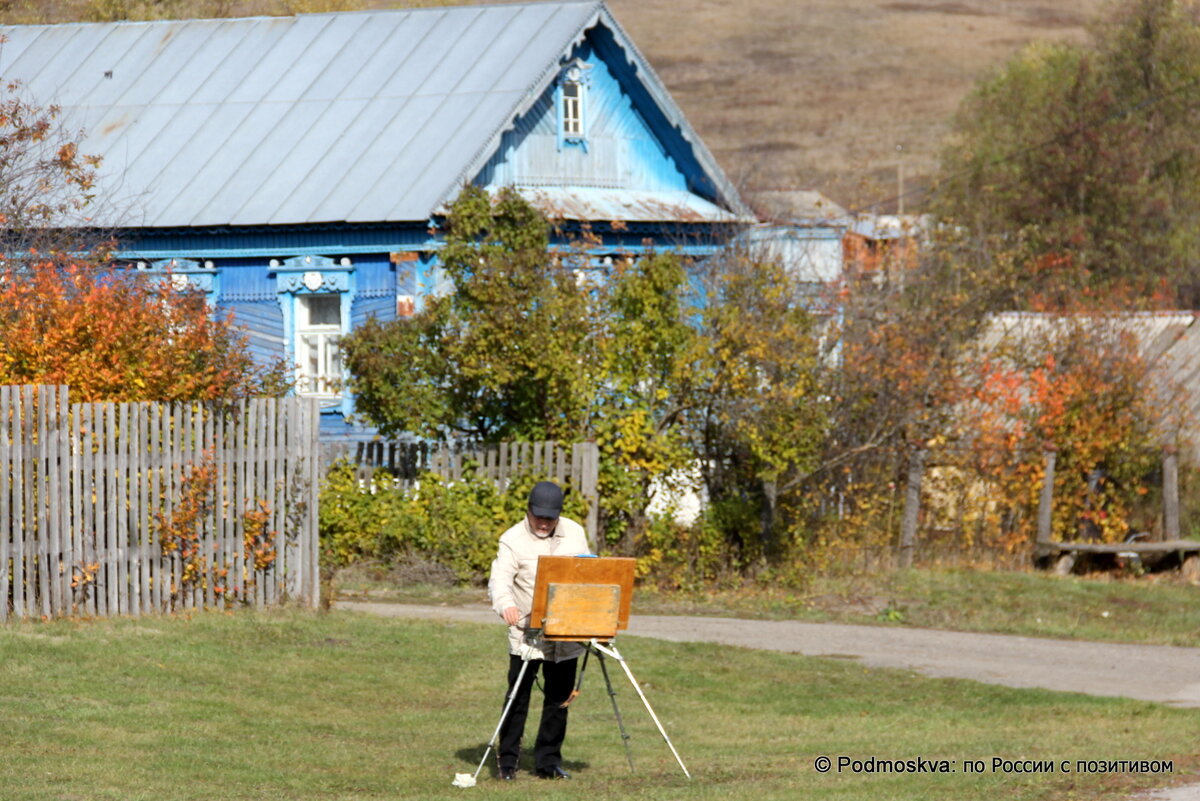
{"left": 475, "top": 35, "right": 694, "bottom": 195}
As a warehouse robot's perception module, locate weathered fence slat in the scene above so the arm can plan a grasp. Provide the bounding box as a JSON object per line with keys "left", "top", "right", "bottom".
{"left": 0, "top": 387, "right": 319, "bottom": 622}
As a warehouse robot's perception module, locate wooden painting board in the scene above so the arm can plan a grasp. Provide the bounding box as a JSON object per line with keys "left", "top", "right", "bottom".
{"left": 530, "top": 556, "right": 636, "bottom": 640}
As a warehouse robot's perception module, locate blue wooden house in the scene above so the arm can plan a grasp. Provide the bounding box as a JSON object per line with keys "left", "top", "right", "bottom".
{"left": 0, "top": 1, "right": 753, "bottom": 435}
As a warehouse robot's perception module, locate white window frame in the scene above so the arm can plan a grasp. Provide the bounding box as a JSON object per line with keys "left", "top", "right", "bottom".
{"left": 295, "top": 293, "right": 344, "bottom": 400}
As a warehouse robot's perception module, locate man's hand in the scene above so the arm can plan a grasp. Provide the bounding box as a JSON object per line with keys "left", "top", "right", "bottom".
{"left": 502, "top": 606, "right": 522, "bottom": 626}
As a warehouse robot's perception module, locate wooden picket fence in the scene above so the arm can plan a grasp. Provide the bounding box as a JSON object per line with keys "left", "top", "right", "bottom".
{"left": 322, "top": 438, "right": 601, "bottom": 545}
{"left": 0, "top": 385, "right": 321, "bottom": 622}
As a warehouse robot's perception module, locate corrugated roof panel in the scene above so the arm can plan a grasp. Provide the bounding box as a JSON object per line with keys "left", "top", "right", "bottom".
{"left": 297, "top": 13, "right": 387, "bottom": 101}
{"left": 117, "top": 102, "right": 218, "bottom": 222}
{"left": 456, "top": 4, "right": 565, "bottom": 94}
{"left": 112, "top": 21, "right": 218, "bottom": 108}
{"left": 0, "top": 2, "right": 749, "bottom": 227}
{"left": 0, "top": 27, "right": 47, "bottom": 77}
{"left": 251, "top": 98, "right": 376, "bottom": 225}
{"left": 12, "top": 25, "right": 111, "bottom": 104}
{"left": 329, "top": 12, "right": 443, "bottom": 102}
{"left": 148, "top": 102, "right": 262, "bottom": 224}
{"left": 152, "top": 20, "right": 252, "bottom": 105}
{"left": 417, "top": 8, "right": 505, "bottom": 96}
{"left": 376, "top": 92, "right": 520, "bottom": 221}
{"left": 264, "top": 98, "right": 385, "bottom": 224}
{"left": 188, "top": 18, "right": 293, "bottom": 104}
{"left": 222, "top": 99, "right": 334, "bottom": 226}
{"left": 226, "top": 15, "right": 333, "bottom": 104}
{"left": 304, "top": 93, "right": 442, "bottom": 223}
{"left": 89, "top": 103, "right": 176, "bottom": 175}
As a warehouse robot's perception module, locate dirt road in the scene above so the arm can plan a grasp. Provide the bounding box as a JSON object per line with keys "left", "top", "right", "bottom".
{"left": 335, "top": 600, "right": 1200, "bottom": 708}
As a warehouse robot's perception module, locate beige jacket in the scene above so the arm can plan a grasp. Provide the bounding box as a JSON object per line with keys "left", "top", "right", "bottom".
{"left": 488, "top": 515, "right": 591, "bottom": 662}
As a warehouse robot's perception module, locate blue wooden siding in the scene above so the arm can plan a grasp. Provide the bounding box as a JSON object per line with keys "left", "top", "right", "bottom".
{"left": 215, "top": 260, "right": 284, "bottom": 370}
{"left": 475, "top": 33, "right": 693, "bottom": 194}
{"left": 352, "top": 254, "right": 399, "bottom": 327}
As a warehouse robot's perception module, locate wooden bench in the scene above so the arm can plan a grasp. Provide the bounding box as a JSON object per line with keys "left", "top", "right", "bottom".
{"left": 1034, "top": 539, "right": 1200, "bottom": 577}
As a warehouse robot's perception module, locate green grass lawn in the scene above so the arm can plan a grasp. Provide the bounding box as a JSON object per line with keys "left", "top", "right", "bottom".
{"left": 0, "top": 609, "right": 1195, "bottom": 800}
{"left": 336, "top": 565, "right": 1200, "bottom": 646}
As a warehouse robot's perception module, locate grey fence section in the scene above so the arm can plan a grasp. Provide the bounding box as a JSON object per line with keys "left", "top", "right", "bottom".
{"left": 322, "top": 439, "right": 601, "bottom": 546}
{"left": 0, "top": 385, "right": 321, "bottom": 622}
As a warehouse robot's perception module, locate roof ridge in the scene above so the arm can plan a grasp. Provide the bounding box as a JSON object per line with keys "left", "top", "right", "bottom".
{"left": 0, "top": 0, "right": 603, "bottom": 30}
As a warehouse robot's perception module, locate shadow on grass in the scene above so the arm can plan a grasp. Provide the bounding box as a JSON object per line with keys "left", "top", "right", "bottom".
{"left": 454, "top": 745, "right": 591, "bottom": 779}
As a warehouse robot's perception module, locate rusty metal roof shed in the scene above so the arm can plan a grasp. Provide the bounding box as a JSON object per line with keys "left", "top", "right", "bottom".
{"left": 0, "top": 1, "right": 750, "bottom": 228}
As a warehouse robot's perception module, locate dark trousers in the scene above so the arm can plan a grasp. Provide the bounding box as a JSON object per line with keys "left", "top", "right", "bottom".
{"left": 498, "top": 654, "right": 577, "bottom": 771}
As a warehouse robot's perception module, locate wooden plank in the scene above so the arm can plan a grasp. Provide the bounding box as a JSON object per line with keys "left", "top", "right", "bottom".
{"left": 201, "top": 405, "right": 214, "bottom": 611}
{"left": 255, "top": 398, "right": 267, "bottom": 608}
{"left": 11, "top": 387, "right": 26, "bottom": 620}
{"left": 1163, "top": 446, "right": 1180, "bottom": 542}
{"left": 308, "top": 399, "right": 320, "bottom": 608}
{"left": 41, "top": 387, "right": 58, "bottom": 616}
{"left": 190, "top": 403, "right": 202, "bottom": 610}
{"left": 70, "top": 402, "right": 83, "bottom": 616}
{"left": 899, "top": 448, "right": 925, "bottom": 569}
{"left": 1037, "top": 450, "right": 1057, "bottom": 547}
{"left": 91, "top": 403, "right": 106, "bottom": 618}
{"left": 21, "top": 386, "right": 35, "bottom": 617}
{"left": 115, "top": 402, "right": 130, "bottom": 616}
{"left": 105, "top": 402, "right": 119, "bottom": 617}
{"left": 215, "top": 407, "right": 227, "bottom": 610}
{"left": 1041, "top": 540, "right": 1200, "bottom": 555}
{"left": 583, "top": 441, "right": 599, "bottom": 553}
{"left": 34, "top": 387, "right": 50, "bottom": 618}
{"left": 128, "top": 403, "right": 141, "bottom": 618}
{"left": 268, "top": 398, "right": 282, "bottom": 604}
{"left": 138, "top": 403, "right": 151, "bottom": 615}
{"left": 233, "top": 399, "right": 246, "bottom": 606}
{"left": 167, "top": 403, "right": 181, "bottom": 612}
{"left": 80, "top": 403, "right": 96, "bottom": 617}
{"left": 0, "top": 387, "right": 10, "bottom": 622}
{"left": 149, "top": 403, "right": 163, "bottom": 614}
{"left": 288, "top": 397, "right": 302, "bottom": 600}
{"left": 55, "top": 388, "right": 70, "bottom": 616}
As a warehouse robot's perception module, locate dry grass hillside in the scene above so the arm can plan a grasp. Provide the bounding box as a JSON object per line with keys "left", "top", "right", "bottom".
{"left": 2, "top": 0, "right": 1112, "bottom": 211}
{"left": 607, "top": 0, "right": 1109, "bottom": 212}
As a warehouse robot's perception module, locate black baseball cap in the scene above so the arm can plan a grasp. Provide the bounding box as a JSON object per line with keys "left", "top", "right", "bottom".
{"left": 528, "top": 481, "right": 564, "bottom": 519}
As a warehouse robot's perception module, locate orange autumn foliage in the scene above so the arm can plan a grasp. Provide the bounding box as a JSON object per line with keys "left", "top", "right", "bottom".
{"left": 0, "top": 257, "right": 288, "bottom": 401}
{"left": 958, "top": 327, "right": 1161, "bottom": 548}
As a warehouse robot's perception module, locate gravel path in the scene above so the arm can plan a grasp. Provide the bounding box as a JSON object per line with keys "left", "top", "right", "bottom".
{"left": 336, "top": 600, "right": 1200, "bottom": 798}
{"left": 336, "top": 600, "right": 1200, "bottom": 707}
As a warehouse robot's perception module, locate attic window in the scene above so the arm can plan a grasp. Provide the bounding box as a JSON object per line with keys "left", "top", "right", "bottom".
{"left": 562, "top": 80, "right": 583, "bottom": 137}
{"left": 557, "top": 61, "right": 590, "bottom": 148}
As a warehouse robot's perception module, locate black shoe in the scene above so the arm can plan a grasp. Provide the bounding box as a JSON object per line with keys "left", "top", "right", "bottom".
{"left": 498, "top": 766, "right": 517, "bottom": 781}
{"left": 535, "top": 766, "right": 571, "bottom": 780}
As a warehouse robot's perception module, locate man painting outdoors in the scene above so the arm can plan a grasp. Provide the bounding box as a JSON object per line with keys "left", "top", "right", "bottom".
{"left": 488, "top": 481, "right": 591, "bottom": 780}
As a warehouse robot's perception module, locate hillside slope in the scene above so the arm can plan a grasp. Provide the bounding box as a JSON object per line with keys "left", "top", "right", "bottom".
{"left": 607, "top": 0, "right": 1107, "bottom": 212}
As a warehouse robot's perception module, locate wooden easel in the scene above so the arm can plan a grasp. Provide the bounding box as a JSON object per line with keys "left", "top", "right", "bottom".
{"left": 528, "top": 555, "right": 690, "bottom": 778}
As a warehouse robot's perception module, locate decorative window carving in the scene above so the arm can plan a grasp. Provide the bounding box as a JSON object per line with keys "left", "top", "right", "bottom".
{"left": 295, "top": 294, "right": 343, "bottom": 399}
{"left": 557, "top": 60, "right": 591, "bottom": 149}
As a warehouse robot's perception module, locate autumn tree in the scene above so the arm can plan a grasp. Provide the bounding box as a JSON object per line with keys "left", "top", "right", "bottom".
{"left": 0, "top": 84, "right": 287, "bottom": 401}
{"left": 0, "top": 258, "right": 289, "bottom": 401}
{"left": 341, "top": 185, "right": 600, "bottom": 442}
{"left": 934, "top": 0, "right": 1200, "bottom": 308}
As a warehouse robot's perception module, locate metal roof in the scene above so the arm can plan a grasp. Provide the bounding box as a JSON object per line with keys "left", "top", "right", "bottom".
{"left": 0, "top": 2, "right": 749, "bottom": 228}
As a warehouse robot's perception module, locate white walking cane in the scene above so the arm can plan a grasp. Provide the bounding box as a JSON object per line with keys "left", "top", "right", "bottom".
{"left": 453, "top": 653, "right": 532, "bottom": 788}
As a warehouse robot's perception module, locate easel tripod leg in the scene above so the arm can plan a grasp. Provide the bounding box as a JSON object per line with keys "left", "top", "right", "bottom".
{"left": 602, "top": 643, "right": 691, "bottom": 779}
{"left": 472, "top": 655, "right": 531, "bottom": 782}
{"left": 594, "top": 647, "right": 635, "bottom": 771}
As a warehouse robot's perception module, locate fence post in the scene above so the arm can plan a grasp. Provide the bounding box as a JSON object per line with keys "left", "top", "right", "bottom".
{"left": 1163, "top": 445, "right": 1180, "bottom": 542}
{"left": 899, "top": 447, "right": 925, "bottom": 569}
{"left": 1037, "top": 447, "right": 1057, "bottom": 547}
{"left": 583, "top": 441, "right": 600, "bottom": 553}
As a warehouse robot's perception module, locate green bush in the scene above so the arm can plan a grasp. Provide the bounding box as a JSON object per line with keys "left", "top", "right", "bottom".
{"left": 319, "top": 462, "right": 590, "bottom": 583}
